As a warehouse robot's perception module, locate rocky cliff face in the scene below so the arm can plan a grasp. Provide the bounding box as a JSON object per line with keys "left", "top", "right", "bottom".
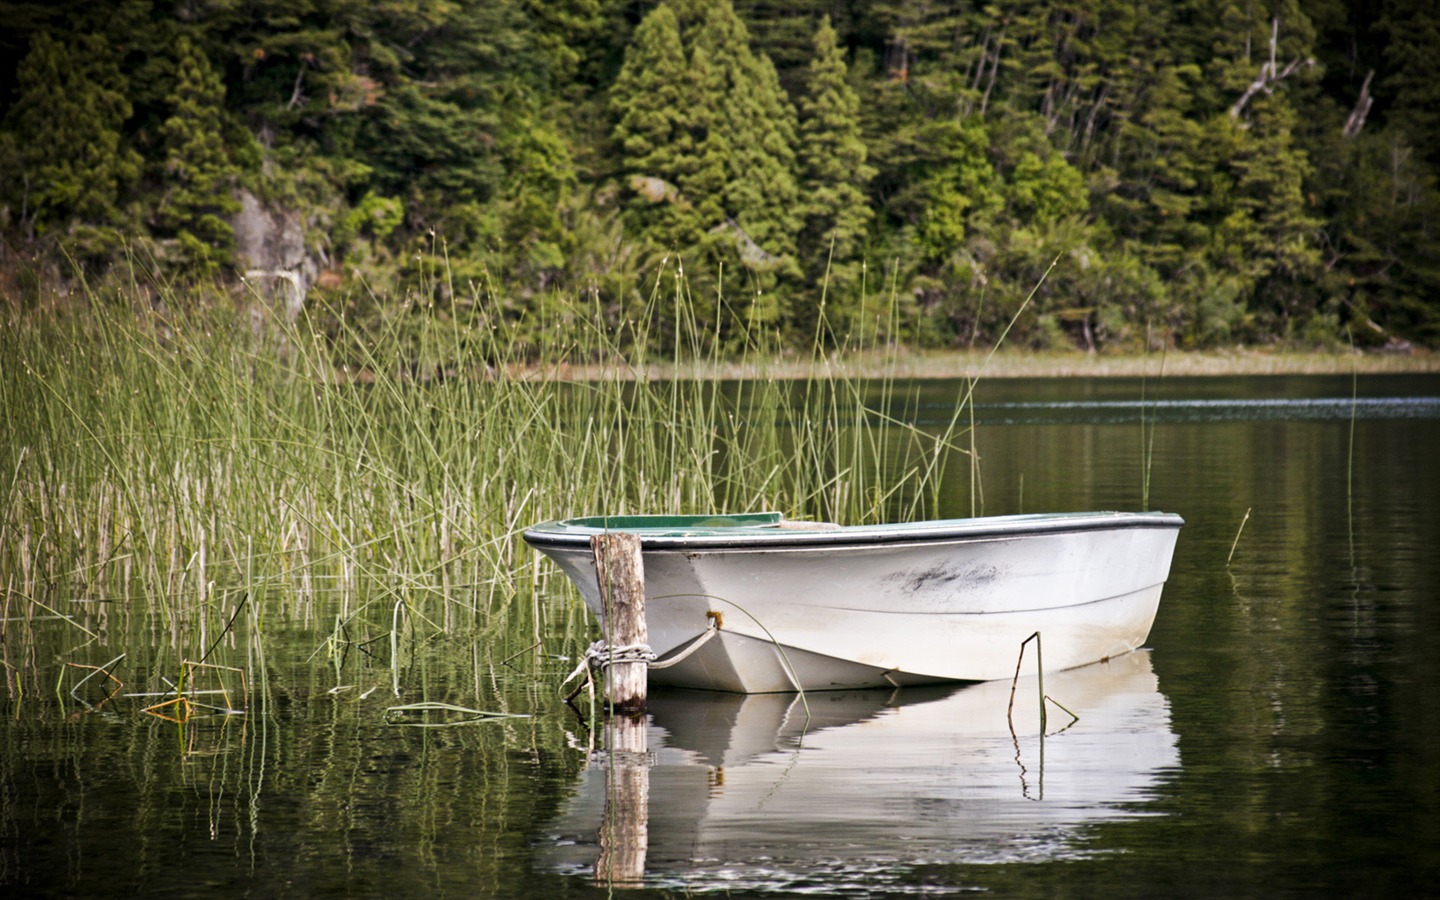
{"left": 233, "top": 189, "right": 314, "bottom": 324}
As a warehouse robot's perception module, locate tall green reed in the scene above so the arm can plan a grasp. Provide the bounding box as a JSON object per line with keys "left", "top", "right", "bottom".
{"left": 2, "top": 257, "right": 982, "bottom": 696}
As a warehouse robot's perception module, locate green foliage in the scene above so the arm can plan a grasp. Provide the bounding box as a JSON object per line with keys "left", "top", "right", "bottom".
{"left": 1380, "top": 0, "right": 1440, "bottom": 168}
{"left": 2, "top": 0, "right": 1439, "bottom": 351}
{"left": 520, "top": 0, "right": 606, "bottom": 87}
{"left": 1, "top": 31, "right": 140, "bottom": 239}
{"left": 609, "top": 1, "right": 802, "bottom": 336}
{"left": 1318, "top": 127, "right": 1440, "bottom": 344}
{"left": 692, "top": 2, "right": 802, "bottom": 250}
{"left": 609, "top": 4, "right": 705, "bottom": 248}
{"left": 911, "top": 117, "right": 1005, "bottom": 263}
{"left": 1008, "top": 152, "right": 1088, "bottom": 225}
{"left": 796, "top": 16, "right": 875, "bottom": 332}
{"left": 157, "top": 36, "right": 242, "bottom": 274}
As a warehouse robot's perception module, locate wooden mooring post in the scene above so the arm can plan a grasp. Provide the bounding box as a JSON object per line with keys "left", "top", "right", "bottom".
{"left": 590, "top": 532, "right": 648, "bottom": 712}
{"left": 589, "top": 533, "right": 650, "bottom": 886}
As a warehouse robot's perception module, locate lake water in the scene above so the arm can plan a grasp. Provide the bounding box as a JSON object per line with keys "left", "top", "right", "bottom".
{"left": 5, "top": 373, "right": 1439, "bottom": 897}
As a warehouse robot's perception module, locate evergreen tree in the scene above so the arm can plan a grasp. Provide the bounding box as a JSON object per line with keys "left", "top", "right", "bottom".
{"left": 1380, "top": 0, "right": 1440, "bottom": 168}
{"left": 1326, "top": 127, "right": 1440, "bottom": 344}
{"left": 690, "top": 0, "right": 802, "bottom": 268}
{"left": 497, "top": 105, "right": 579, "bottom": 293}
{"left": 1104, "top": 58, "right": 1213, "bottom": 271}
{"left": 610, "top": 1, "right": 801, "bottom": 329}
{"left": 685, "top": 42, "right": 732, "bottom": 236}
{"left": 796, "top": 16, "right": 875, "bottom": 323}
{"left": 609, "top": 3, "right": 705, "bottom": 248}
{"left": 157, "top": 35, "right": 241, "bottom": 273}
{"left": 1207, "top": 2, "right": 1323, "bottom": 333}
{"left": 351, "top": 1, "right": 545, "bottom": 242}
{"left": 868, "top": 0, "right": 970, "bottom": 74}
{"left": 1, "top": 31, "right": 140, "bottom": 236}
{"left": 731, "top": 0, "right": 837, "bottom": 91}
{"left": 1220, "top": 95, "right": 1323, "bottom": 332}
{"left": 2, "top": 0, "right": 1438, "bottom": 350}
{"left": 521, "top": 0, "right": 605, "bottom": 88}
{"left": 913, "top": 116, "right": 1004, "bottom": 264}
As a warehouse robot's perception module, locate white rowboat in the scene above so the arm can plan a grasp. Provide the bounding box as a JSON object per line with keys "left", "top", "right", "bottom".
{"left": 523, "top": 511, "right": 1183, "bottom": 693}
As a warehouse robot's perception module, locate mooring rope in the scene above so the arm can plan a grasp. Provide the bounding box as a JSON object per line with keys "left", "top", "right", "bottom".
{"left": 561, "top": 640, "right": 654, "bottom": 688}
{"left": 561, "top": 623, "right": 721, "bottom": 692}
{"left": 648, "top": 624, "right": 718, "bottom": 670}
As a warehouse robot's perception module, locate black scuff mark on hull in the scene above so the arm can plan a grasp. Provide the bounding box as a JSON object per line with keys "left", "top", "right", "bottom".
{"left": 891, "top": 563, "right": 1002, "bottom": 594}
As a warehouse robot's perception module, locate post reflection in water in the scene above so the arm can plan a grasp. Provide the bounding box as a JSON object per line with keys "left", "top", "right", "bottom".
{"left": 548, "top": 650, "right": 1177, "bottom": 891}
{"left": 593, "top": 714, "right": 650, "bottom": 886}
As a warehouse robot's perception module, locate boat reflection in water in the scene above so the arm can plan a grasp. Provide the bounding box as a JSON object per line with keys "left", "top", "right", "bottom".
{"left": 539, "top": 650, "right": 1178, "bottom": 891}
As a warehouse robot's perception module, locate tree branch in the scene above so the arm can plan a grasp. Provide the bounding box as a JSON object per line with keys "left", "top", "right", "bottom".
{"left": 287, "top": 63, "right": 308, "bottom": 111}
{"left": 1229, "top": 18, "right": 1314, "bottom": 119}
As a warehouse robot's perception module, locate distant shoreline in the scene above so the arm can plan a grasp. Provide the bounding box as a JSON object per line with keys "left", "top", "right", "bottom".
{"left": 516, "top": 347, "right": 1440, "bottom": 381}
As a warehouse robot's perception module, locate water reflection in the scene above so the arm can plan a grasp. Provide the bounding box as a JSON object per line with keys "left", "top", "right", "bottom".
{"left": 541, "top": 650, "right": 1176, "bottom": 892}
{"left": 954, "top": 396, "right": 1440, "bottom": 426}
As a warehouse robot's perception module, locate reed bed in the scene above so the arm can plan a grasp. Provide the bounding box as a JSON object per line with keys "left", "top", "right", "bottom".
{"left": 1, "top": 265, "right": 973, "bottom": 699}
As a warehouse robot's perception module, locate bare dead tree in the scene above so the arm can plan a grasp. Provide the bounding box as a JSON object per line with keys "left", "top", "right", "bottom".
{"left": 980, "top": 25, "right": 1005, "bottom": 116}
{"left": 1343, "top": 70, "right": 1374, "bottom": 138}
{"left": 1229, "top": 18, "right": 1314, "bottom": 119}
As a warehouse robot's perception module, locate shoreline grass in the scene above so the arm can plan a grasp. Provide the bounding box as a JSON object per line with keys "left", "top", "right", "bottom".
{"left": 526, "top": 345, "right": 1440, "bottom": 382}
{"left": 1, "top": 268, "right": 977, "bottom": 694}
{"left": 5, "top": 263, "right": 1434, "bottom": 707}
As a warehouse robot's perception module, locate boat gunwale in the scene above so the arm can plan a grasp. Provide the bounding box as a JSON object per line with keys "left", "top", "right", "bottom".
{"left": 522, "top": 511, "right": 1184, "bottom": 551}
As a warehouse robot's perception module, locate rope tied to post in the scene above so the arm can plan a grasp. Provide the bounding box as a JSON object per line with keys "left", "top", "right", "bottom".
{"left": 562, "top": 640, "right": 655, "bottom": 704}
{"left": 583, "top": 640, "right": 656, "bottom": 675}
{"left": 562, "top": 623, "right": 722, "bottom": 702}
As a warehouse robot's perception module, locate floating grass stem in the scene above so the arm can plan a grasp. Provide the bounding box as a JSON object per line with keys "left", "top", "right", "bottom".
{"left": 1139, "top": 340, "right": 1166, "bottom": 511}
{"left": 384, "top": 702, "right": 531, "bottom": 727}
{"left": 1227, "top": 507, "right": 1252, "bottom": 566}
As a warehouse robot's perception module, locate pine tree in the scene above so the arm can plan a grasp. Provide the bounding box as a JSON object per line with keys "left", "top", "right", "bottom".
{"left": 731, "top": 0, "right": 837, "bottom": 91}
{"left": 610, "top": 4, "right": 707, "bottom": 248}
{"left": 609, "top": 0, "right": 801, "bottom": 331}
{"left": 1381, "top": 0, "right": 1440, "bottom": 169}
{"left": 1204, "top": 3, "right": 1322, "bottom": 331}
{"left": 1105, "top": 59, "right": 1213, "bottom": 271}
{"left": 1224, "top": 94, "right": 1323, "bottom": 330}
{"left": 520, "top": 0, "right": 605, "bottom": 88}
{"left": 685, "top": 42, "right": 732, "bottom": 236}
{"left": 796, "top": 16, "right": 875, "bottom": 322}
{"left": 868, "top": 0, "right": 970, "bottom": 75}
{"left": 1, "top": 31, "right": 140, "bottom": 236}
{"left": 158, "top": 35, "right": 241, "bottom": 273}
{"left": 1327, "top": 128, "right": 1440, "bottom": 344}
{"left": 690, "top": 0, "right": 801, "bottom": 266}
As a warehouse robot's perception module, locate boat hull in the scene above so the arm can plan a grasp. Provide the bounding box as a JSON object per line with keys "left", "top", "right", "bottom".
{"left": 524, "top": 512, "right": 1183, "bottom": 693}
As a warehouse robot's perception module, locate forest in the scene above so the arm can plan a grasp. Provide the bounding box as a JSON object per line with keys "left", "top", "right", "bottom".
{"left": 1, "top": 0, "right": 1437, "bottom": 355}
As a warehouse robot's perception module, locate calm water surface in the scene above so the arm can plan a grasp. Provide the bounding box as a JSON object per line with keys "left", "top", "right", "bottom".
{"left": 4, "top": 373, "right": 1439, "bottom": 897}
